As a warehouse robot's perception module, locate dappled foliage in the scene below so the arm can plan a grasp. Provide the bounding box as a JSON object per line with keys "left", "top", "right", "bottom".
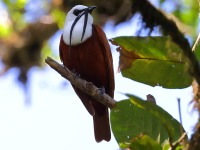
{"left": 0, "top": 0, "right": 198, "bottom": 84}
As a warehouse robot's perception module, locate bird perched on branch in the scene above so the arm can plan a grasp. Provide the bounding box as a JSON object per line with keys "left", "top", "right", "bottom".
{"left": 59, "top": 5, "right": 115, "bottom": 142}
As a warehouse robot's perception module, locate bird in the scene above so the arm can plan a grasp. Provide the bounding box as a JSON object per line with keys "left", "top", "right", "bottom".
{"left": 59, "top": 5, "right": 115, "bottom": 142}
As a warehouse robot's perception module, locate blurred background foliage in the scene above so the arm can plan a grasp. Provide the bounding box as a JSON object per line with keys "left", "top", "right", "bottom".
{"left": 0, "top": 0, "right": 199, "bottom": 85}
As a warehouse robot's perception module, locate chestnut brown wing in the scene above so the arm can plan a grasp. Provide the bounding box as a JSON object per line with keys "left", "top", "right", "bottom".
{"left": 93, "top": 25, "right": 115, "bottom": 98}
{"left": 59, "top": 35, "right": 95, "bottom": 116}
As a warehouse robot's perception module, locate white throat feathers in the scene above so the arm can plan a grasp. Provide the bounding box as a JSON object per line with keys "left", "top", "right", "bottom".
{"left": 63, "top": 5, "right": 94, "bottom": 46}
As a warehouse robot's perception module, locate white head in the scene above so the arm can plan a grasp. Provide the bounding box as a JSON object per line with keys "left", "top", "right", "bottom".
{"left": 63, "top": 5, "right": 96, "bottom": 46}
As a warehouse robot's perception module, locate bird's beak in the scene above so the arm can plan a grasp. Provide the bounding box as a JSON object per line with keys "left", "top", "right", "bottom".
{"left": 88, "top": 6, "right": 96, "bottom": 14}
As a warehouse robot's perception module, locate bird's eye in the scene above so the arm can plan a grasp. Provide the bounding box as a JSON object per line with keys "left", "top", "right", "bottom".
{"left": 73, "top": 9, "right": 82, "bottom": 16}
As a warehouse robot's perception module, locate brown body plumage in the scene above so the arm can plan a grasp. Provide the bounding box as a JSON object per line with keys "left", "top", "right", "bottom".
{"left": 59, "top": 24, "right": 115, "bottom": 142}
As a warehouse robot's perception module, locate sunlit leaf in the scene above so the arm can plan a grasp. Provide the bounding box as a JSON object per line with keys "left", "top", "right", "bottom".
{"left": 127, "top": 94, "right": 186, "bottom": 142}
{"left": 162, "top": 142, "right": 183, "bottom": 150}
{"left": 119, "top": 134, "right": 162, "bottom": 150}
{"left": 16, "top": 0, "right": 28, "bottom": 9}
{"left": 172, "top": 0, "right": 198, "bottom": 39}
{"left": 194, "top": 42, "right": 200, "bottom": 61}
{"left": 51, "top": 9, "right": 66, "bottom": 29}
{"left": 0, "top": 24, "right": 12, "bottom": 37}
{"left": 110, "top": 95, "right": 186, "bottom": 148}
{"left": 111, "top": 36, "right": 192, "bottom": 89}
{"left": 178, "top": 0, "right": 198, "bottom": 26}
{"left": 129, "top": 134, "right": 162, "bottom": 150}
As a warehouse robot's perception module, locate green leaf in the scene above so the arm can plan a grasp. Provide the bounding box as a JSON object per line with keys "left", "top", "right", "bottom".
{"left": 162, "top": 140, "right": 171, "bottom": 150}
{"left": 162, "top": 142, "right": 183, "bottom": 150}
{"left": 129, "top": 134, "right": 162, "bottom": 150}
{"left": 51, "top": 9, "right": 66, "bottom": 29}
{"left": 0, "top": 24, "right": 12, "bottom": 37}
{"left": 175, "top": 0, "right": 198, "bottom": 27}
{"left": 15, "top": 0, "right": 28, "bottom": 9}
{"left": 111, "top": 36, "right": 192, "bottom": 89}
{"left": 194, "top": 44, "right": 200, "bottom": 61}
{"left": 110, "top": 95, "right": 186, "bottom": 148}
{"left": 128, "top": 94, "right": 186, "bottom": 142}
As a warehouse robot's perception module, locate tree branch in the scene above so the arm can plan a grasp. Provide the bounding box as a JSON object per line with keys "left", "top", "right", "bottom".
{"left": 45, "top": 56, "right": 117, "bottom": 109}
{"left": 132, "top": 0, "right": 200, "bottom": 86}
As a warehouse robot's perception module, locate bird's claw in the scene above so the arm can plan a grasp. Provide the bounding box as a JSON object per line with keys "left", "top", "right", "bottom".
{"left": 97, "top": 87, "right": 105, "bottom": 95}
{"left": 71, "top": 69, "right": 81, "bottom": 78}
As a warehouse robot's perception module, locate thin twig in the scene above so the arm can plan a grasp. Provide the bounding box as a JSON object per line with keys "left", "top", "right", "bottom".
{"left": 45, "top": 56, "right": 117, "bottom": 109}
{"left": 171, "top": 132, "right": 187, "bottom": 150}
{"left": 192, "top": 32, "right": 200, "bottom": 51}
{"left": 192, "top": 0, "right": 200, "bottom": 52}
{"left": 177, "top": 98, "right": 182, "bottom": 125}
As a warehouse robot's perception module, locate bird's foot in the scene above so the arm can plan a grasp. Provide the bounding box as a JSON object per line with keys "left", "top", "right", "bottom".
{"left": 97, "top": 87, "right": 105, "bottom": 95}
{"left": 71, "top": 69, "right": 81, "bottom": 78}
{"left": 62, "top": 65, "right": 68, "bottom": 69}
{"left": 63, "top": 66, "right": 81, "bottom": 79}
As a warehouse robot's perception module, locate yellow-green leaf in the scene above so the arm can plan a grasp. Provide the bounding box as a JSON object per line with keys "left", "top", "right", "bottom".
{"left": 110, "top": 95, "right": 187, "bottom": 148}
{"left": 111, "top": 36, "right": 192, "bottom": 89}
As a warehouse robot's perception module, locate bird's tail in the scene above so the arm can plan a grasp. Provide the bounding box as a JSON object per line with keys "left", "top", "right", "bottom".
{"left": 93, "top": 110, "right": 111, "bottom": 142}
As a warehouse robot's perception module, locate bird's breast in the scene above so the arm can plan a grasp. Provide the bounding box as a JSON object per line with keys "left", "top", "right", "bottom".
{"left": 63, "top": 22, "right": 92, "bottom": 45}
{"left": 61, "top": 32, "right": 109, "bottom": 91}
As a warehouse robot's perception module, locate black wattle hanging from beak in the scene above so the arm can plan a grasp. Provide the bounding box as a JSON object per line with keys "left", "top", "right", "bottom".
{"left": 81, "top": 9, "right": 89, "bottom": 42}
{"left": 69, "top": 6, "right": 96, "bottom": 46}
{"left": 81, "top": 6, "right": 96, "bottom": 41}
